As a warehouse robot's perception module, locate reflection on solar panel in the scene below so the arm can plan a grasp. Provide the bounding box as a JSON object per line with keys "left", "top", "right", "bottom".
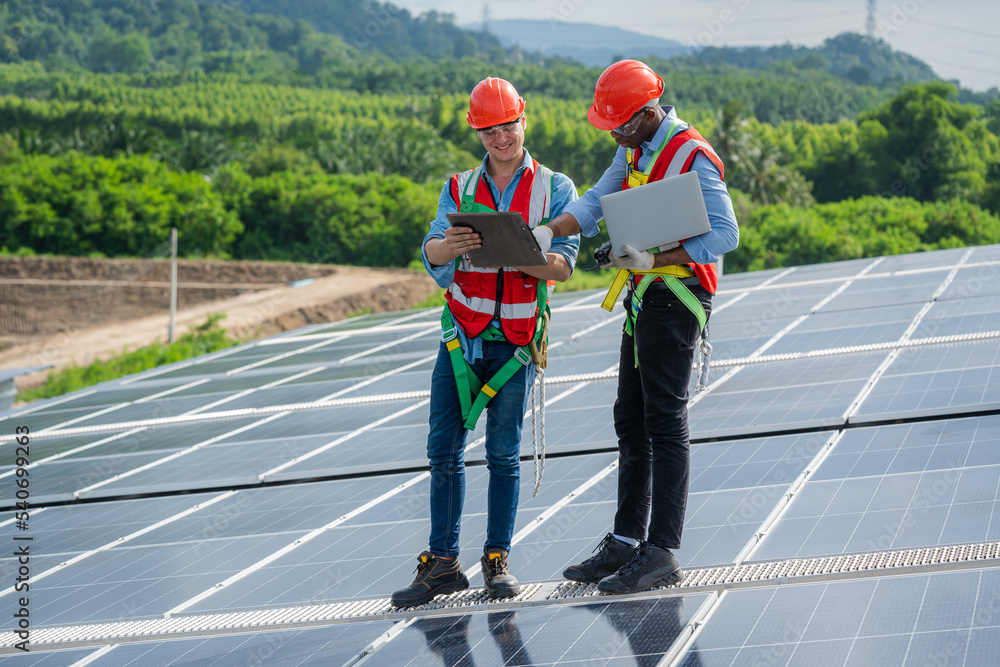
{"left": 3, "top": 245, "right": 1000, "bottom": 664}
{"left": 681, "top": 568, "right": 1000, "bottom": 666}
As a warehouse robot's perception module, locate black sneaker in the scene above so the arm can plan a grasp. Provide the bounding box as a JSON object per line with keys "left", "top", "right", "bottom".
{"left": 597, "top": 542, "right": 683, "bottom": 594}
{"left": 482, "top": 549, "right": 521, "bottom": 599}
{"left": 563, "top": 533, "right": 636, "bottom": 583}
{"left": 391, "top": 551, "right": 470, "bottom": 607}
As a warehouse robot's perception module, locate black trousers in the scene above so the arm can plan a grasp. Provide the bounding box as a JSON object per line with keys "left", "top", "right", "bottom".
{"left": 612, "top": 282, "right": 712, "bottom": 551}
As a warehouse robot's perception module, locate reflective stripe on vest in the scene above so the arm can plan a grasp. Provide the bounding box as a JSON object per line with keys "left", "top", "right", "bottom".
{"left": 445, "top": 160, "right": 554, "bottom": 347}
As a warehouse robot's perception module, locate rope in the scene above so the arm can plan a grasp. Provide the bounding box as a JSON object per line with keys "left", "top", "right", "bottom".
{"left": 529, "top": 310, "right": 550, "bottom": 498}
{"left": 531, "top": 367, "right": 546, "bottom": 498}
{"left": 529, "top": 311, "right": 550, "bottom": 369}
{"left": 695, "top": 327, "right": 713, "bottom": 393}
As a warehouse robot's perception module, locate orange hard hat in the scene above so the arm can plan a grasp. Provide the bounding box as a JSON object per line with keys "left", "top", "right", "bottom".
{"left": 587, "top": 60, "right": 664, "bottom": 131}
{"left": 467, "top": 77, "right": 526, "bottom": 129}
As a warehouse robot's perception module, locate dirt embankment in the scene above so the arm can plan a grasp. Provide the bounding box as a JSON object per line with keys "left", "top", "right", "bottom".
{"left": 0, "top": 256, "right": 441, "bottom": 391}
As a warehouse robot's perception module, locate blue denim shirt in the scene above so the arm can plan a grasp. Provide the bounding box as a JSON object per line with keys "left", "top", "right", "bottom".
{"left": 422, "top": 149, "right": 581, "bottom": 361}
{"left": 562, "top": 106, "right": 739, "bottom": 264}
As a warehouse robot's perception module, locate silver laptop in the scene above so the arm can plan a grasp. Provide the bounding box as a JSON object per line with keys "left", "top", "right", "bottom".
{"left": 600, "top": 171, "right": 711, "bottom": 255}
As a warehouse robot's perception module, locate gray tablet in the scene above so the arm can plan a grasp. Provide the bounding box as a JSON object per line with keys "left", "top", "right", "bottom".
{"left": 447, "top": 212, "right": 547, "bottom": 267}
{"left": 600, "top": 171, "right": 711, "bottom": 255}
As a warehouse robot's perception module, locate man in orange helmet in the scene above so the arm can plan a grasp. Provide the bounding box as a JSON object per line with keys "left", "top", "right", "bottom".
{"left": 391, "top": 77, "right": 580, "bottom": 607}
{"left": 540, "top": 60, "right": 739, "bottom": 594}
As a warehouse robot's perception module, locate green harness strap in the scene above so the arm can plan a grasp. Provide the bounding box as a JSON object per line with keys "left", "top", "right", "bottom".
{"left": 440, "top": 162, "right": 555, "bottom": 429}
{"left": 625, "top": 274, "right": 708, "bottom": 369}
{"left": 442, "top": 280, "right": 550, "bottom": 430}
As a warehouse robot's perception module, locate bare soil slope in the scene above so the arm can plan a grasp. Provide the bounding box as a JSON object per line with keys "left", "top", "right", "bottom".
{"left": 0, "top": 256, "right": 440, "bottom": 392}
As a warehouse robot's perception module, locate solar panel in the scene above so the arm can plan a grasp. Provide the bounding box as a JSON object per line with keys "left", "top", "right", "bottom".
{"left": 7, "top": 244, "right": 1000, "bottom": 664}
{"left": 764, "top": 313, "right": 916, "bottom": 355}
{"left": 926, "top": 294, "right": 1000, "bottom": 336}
{"left": 688, "top": 351, "right": 886, "bottom": 438}
{"left": 939, "top": 265, "right": 1000, "bottom": 301}
{"left": 851, "top": 340, "right": 1000, "bottom": 420}
{"left": 1, "top": 450, "right": 172, "bottom": 505}
{"left": 710, "top": 284, "right": 839, "bottom": 322}
{"left": 23, "top": 531, "right": 307, "bottom": 625}
{"left": 183, "top": 456, "right": 620, "bottom": 612}
{"left": 367, "top": 594, "right": 711, "bottom": 666}
{"left": 752, "top": 416, "right": 1000, "bottom": 560}
{"left": 7, "top": 492, "right": 220, "bottom": 555}
{"left": 679, "top": 568, "right": 1000, "bottom": 666}
{"left": 89, "top": 620, "right": 395, "bottom": 666}
{"left": 818, "top": 271, "right": 946, "bottom": 312}
{"left": 0, "top": 648, "right": 101, "bottom": 664}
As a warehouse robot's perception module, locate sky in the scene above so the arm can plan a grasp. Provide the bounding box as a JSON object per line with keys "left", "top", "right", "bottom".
{"left": 390, "top": 0, "right": 1000, "bottom": 92}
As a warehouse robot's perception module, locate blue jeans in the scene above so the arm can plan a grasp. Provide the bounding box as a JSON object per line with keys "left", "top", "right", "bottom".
{"left": 427, "top": 339, "right": 533, "bottom": 558}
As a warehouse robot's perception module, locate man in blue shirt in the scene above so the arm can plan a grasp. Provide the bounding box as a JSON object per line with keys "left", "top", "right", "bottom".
{"left": 540, "top": 60, "right": 738, "bottom": 594}
{"left": 391, "top": 78, "right": 580, "bottom": 607}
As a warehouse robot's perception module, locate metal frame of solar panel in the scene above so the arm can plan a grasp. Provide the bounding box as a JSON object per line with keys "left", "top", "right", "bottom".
{"left": 3, "top": 244, "right": 1000, "bottom": 665}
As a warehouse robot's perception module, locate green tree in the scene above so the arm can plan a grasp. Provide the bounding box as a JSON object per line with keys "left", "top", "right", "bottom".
{"left": 728, "top": 196, "right": 1000, "bottom": 272}
{"left": 0, "top": 152, "right": 241, "bottom": 256}
{"left": 227, "top": 169, "right": 438, "bottom": 266}
{"left": 709, "top": 102, "right": 814, "bottom": 207}
{"left": 87, "top": 33, "right": 151, "bottom": 74}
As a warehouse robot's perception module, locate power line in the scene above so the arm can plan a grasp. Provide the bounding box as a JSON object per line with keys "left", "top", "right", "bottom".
{"left": 878, "top": 19, "right": 1000, "bottom": 84}
{"left": 890, "top": 35, "right": 1000, "bottom": 62}
{"left": 723, "top": 28, "right": 860, "bottom": 43}
{"left": 651, "top": 11, "right": 858, "bottom": 29}
{"left": 907, "top": 17, "right": 1000, "bottom": 41}
{"left": 917, "top": 56, "right": 1000, "bottom": 77}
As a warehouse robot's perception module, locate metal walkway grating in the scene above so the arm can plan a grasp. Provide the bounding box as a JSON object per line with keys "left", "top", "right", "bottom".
{"left": 5, "top": 541, "right": 999, "bottom": 653}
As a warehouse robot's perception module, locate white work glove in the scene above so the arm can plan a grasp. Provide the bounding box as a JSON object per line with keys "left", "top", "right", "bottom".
{"left": 610, "top": 244, "right": 654, "bottom": 271}
{"left": 532, "top": 225, "right": 553, "bottom": 254}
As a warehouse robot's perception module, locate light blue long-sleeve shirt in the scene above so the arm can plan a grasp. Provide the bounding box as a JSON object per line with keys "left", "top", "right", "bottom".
{"left": 562, "top": 106, "right": 739, "bottom": 264}
{"left": 422, "top": 149, "right": 581, "bottom": 361}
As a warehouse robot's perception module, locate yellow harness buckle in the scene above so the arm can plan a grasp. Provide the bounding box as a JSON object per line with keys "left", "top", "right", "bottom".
{"left": 601, "top": 265, "right": 696, "bottom": 312}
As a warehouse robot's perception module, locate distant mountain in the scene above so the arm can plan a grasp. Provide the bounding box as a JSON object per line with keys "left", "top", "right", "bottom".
{"left": 464, "top": 20, "right": 689, "bottom": 67}
{"left": 691, "top": 34, "right": 938, "bottom": 86}
{"left": 233, "top": 0, "right": 503, "bottom": 60}
{"left": 0, "top": 0, "right": 502, "bottom": 71}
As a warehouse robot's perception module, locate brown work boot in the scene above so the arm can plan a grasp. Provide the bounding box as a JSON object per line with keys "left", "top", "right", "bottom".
{"left": 481, "top": 549, "right": 521, "bottom": 599}
{"left": 391, "top": 551, "right": 469, "bottom": 608}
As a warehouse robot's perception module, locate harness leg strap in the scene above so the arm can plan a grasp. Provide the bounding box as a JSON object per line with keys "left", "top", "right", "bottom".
{"left": 462, "top": 347, "right": 532, "bottom": 430}
{"left": 625, "top": 274, "right": 708, "bottom": 369}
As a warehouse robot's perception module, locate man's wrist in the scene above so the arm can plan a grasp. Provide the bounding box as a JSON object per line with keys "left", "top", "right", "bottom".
{"left": 546, "top": 213, "right": 581, "bottom": 238}
{"left": 653, "top": 247, "right": 692, "bottom": 268}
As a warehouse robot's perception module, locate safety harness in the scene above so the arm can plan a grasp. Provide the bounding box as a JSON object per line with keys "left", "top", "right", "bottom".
{"left": 441, "top": 163, "right": 554, "bottom": 495}
{"left": 441, "top": 281, "right": 550, "bottom": 432}
{"left": 600, "top": 118, "right": 714, "bottom": 389}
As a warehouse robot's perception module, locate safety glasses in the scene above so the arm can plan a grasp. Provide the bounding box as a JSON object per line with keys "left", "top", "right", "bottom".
{"left": 477, "top": 118, "right": 522, "bottom": 140}
{"left": 611, "top": 109, "right": 647, "bottom": 136}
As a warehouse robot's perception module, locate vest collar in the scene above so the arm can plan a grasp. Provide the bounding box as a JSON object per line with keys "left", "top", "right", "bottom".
{"left": 481, "top": 149, "right": 535, "bottom": 183}
{"left": 640, "top": 106, "right": 686, "bottom": 154}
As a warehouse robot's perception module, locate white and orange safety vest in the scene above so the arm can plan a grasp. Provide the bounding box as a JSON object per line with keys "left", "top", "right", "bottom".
{"left": 444, "top": 160, "right": 553, "bottom": 347}
{"left": 624, "top": 120, "right": 724, "bottom": 294}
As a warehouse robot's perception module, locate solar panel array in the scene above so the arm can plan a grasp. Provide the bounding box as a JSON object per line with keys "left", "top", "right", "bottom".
{"left": 3, "top": 244, "right": 1000, "bottom": 665}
